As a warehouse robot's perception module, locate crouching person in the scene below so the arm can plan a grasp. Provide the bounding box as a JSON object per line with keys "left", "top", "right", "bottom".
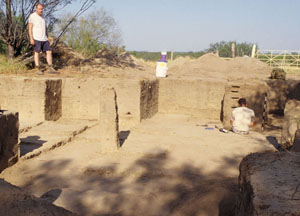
{"left": 230, "top": 98, "right": 255, "bottom": 135}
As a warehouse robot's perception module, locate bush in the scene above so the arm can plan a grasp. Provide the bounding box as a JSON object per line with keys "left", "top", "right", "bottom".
{"left": 0, "top": 41, "right": 7, "bottom": 54}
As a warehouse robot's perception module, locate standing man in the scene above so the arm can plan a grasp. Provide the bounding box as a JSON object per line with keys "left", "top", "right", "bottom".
{"left": 28, "top": 3, "right": 59, "bottom": 75}
{"left": 230, "top": 98, "right": 255, "bottom": 135}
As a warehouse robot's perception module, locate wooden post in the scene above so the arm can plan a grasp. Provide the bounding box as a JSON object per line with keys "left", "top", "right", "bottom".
{"left": 171, "top": 51, "right": 174, "bottom": 61}
{"left": 251, "top": 44, "right": 257, "bottom": 58}
{"left": 231, "top": 43, "right": 235, "bottom": 58}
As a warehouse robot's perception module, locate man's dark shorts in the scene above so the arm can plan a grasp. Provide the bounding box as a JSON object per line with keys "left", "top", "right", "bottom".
{"left": 34, "top": 40, "right": 51, "bottom": 53}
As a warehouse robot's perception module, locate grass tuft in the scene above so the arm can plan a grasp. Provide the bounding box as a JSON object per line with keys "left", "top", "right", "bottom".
{"left": 0, "top": 54, "right": 27, "bottom": 74}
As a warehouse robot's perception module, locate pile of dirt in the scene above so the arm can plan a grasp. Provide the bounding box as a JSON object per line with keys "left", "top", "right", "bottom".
{"left": 168, "top": 53, "right": 228, "bottom": 80}
{"left": 168, "top": 53, "right": 272, "bottom": 81}
{"left": 53, "top": 43, "right": 144, "bottom": 71}
{"left": 226, "top": 57, "right": 272, "bottom": 80}
{"left": 52, "top": 42, "right": 84, "bottom": 67}
{"left": 168, "top": 56, "right": 193, "bottom": 68}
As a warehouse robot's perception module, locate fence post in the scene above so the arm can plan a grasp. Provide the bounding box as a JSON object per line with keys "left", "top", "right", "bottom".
{"left": 251, "top": 44, "right": 256, "bottom": 58}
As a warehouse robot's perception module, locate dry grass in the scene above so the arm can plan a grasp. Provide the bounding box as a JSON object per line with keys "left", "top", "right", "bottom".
{"left": 0, "top": 55, "right": 27, "bottom": 74}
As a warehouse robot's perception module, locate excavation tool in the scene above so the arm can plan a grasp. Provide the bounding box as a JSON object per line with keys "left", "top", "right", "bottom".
{"left": 261, "top": 93, "right": 268, "bottom": 131}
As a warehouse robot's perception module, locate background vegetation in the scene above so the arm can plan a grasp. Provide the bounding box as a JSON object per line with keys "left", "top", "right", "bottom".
{"left": 57, "top": 8, "right": 122, "bottom": 57}
{"left": 129, "top": 41, "right": 254, "bottom": 62}
{"left": 129, "top": 51, "right": 206, "bottom": 61}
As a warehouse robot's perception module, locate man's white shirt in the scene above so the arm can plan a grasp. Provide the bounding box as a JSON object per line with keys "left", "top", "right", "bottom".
{"left": 231, "top": 107, "right": 255, "bottom": 132}
{"left": 28, "top": 12, "right": 48, "bottom": 41}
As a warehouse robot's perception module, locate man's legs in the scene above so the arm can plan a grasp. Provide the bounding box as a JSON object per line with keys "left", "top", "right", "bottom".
{"left": 44, "top": 43, "right": 59, "bottom": 74}
{"left": 34, "top": 52, "right": 40, "bottom": 67}
{"left": 34, "top": 40, "right": 43, "bottom": 75}
{"left": 34, "top": 52, "right": 43, "bottom": 75}
{"left": 46, "top": 50, "right": 52, "bottom": 66}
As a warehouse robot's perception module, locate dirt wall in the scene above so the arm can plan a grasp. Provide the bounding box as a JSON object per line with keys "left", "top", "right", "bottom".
{"left": 140, "top": 79, "right": 159, "bottom": 120}
{"left": 61, "top": 78, "right": 159, "bottom": 130}
{"left": 236, "top": 152, "right": 300, "bottom": 216}
{"left": 0, "top": 76, "right": 62, "bottom": 122}
{"left": 222, "top": 81, "right": 268, "bottom": 131}
{"left": 158, "top": 78, "right": 226, "bottom": 119}
{"left": 45, "top": 80, "right": 62, "bottom": 121}
{"left": 266, "top": 80, "right": 300, "bottom": 115}
{"left": 0, "top": 111, "right": 19, "bottom": 173}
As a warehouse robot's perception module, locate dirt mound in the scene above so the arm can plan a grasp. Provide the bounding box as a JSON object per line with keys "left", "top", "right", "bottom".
{"left": 168, "top": 56, "right": 193, "bottom": 69}
{"left": 53, "top": 42, "right": 84, "bottom": 67}
{"left": 226, "top": 57, "right": 271, "bottom": 80}
{"left": 168, "top": 53, "right": 229, "bottom": 80}
{"left": 168, "top": 53, "right": 271, "bottom": 80}
{"left": 53, "top": 43, "right": 143, "bottom": 71}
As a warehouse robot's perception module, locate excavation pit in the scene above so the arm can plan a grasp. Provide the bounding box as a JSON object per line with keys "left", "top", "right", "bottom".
{"left": 0, "top": 59, "right": 299, "bottom": 215}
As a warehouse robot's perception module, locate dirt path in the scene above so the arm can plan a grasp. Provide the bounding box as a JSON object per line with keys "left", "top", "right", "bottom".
{"left": 1, "top": 114, "right": 276, "bottom": 215}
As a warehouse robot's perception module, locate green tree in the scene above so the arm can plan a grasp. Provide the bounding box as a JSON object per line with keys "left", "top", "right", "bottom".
{"left": 57, "top": 8, "right": 122, "bottom": 57}
{"left": 0, "top": 40, "right": 6, "bottom": 54}
{"left": 206, "top": 41, "right": 255, "bottom": 57}
{"left": 0, "top": 0, "right": 95, "bottom": 59}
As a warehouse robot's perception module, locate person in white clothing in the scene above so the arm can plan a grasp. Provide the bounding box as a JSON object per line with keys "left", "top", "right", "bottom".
{"left": 28, "top": 3, "right": 58, "bottom": 75}
{"left": 230, "top": 98, "right": 255, "bottom": 135}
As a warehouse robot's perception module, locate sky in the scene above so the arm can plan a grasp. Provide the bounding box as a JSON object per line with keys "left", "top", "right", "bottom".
{"left": 60, "top": 0, "right": 300, "bottom": 52}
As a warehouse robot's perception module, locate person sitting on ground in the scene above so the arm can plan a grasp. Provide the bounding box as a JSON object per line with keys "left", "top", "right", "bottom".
{"left": 230, "top": 98, "right": 255, "bottom": 135}
{"left": 28, "top": 3, "right": 59, "bottom": 75}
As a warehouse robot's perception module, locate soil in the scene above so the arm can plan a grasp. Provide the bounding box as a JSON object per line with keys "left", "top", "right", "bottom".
{"left": 1, "top": 46, "right": 298, "bottom": 215}
{"left": 21, "top": 45, "right": 276, "bottom": 81}
{"left": 0, "top": 114, "right": 276, "bottom": 215}
{"left": 168, "top": 53, "right": 272, "bottom": 80}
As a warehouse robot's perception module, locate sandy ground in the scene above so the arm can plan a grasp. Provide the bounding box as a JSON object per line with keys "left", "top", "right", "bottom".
{"left": 0, "top": 114, "right": 276, "bottom": 216}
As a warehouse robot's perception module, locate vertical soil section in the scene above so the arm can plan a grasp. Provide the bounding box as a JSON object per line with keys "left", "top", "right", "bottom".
{"left": 140, "top": 79, "right": 159, "bottom": 120}
{"left": 0, "top": 111, "right": 19, "bottom": 173}
{"left": 45, "top": 79, "right": 62, "bottom": 121}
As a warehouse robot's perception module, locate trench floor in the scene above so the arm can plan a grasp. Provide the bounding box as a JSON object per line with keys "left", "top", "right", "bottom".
{"left": 0, "top": 114, "right": 276, "bottom": 216}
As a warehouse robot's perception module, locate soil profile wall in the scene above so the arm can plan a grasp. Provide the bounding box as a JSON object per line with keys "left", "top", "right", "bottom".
{"left": 0, "top": 76, "right": 62, "bottom": 122}
{"left": 61, "top": 78, "right": 159, "bottom": 130}
{"left": 0, "top": 111, "right": 19, "bottom": 173}
{"left": 266, "top": 80, "right": 300, "bottom": 115}
{"left": 222, "top": 81, "right": 268, "bottom": 131}
{"left": 140, "top": 79, "right": 159, "bottom": 120}
{"left": 158, "top": 79, "right": 226, "bottom": 120}
{"left": 237, "top": 152, "right": 300, "bottom": 215}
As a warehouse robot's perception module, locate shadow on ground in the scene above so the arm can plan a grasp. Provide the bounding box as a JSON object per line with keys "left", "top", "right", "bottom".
{"left": 17, "top": 151, "right": 242, "bottom": 216}
{"left": 20, "top": 136, "right": 47, "bottom": 156}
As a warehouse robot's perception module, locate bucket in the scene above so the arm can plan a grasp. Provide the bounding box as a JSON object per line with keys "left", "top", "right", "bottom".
{"left": 156, "top": 61, "right": 168, "bottom": 77}
{"left": 160, "top": 51, "right": 167, "bottom": 62}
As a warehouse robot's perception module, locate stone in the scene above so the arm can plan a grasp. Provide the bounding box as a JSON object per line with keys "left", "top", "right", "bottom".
{"left": 0, "top": 111, "right": 19, "bottom": 173}
{"left": 99, "top": 88, "right": 120, "bottom": 151}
